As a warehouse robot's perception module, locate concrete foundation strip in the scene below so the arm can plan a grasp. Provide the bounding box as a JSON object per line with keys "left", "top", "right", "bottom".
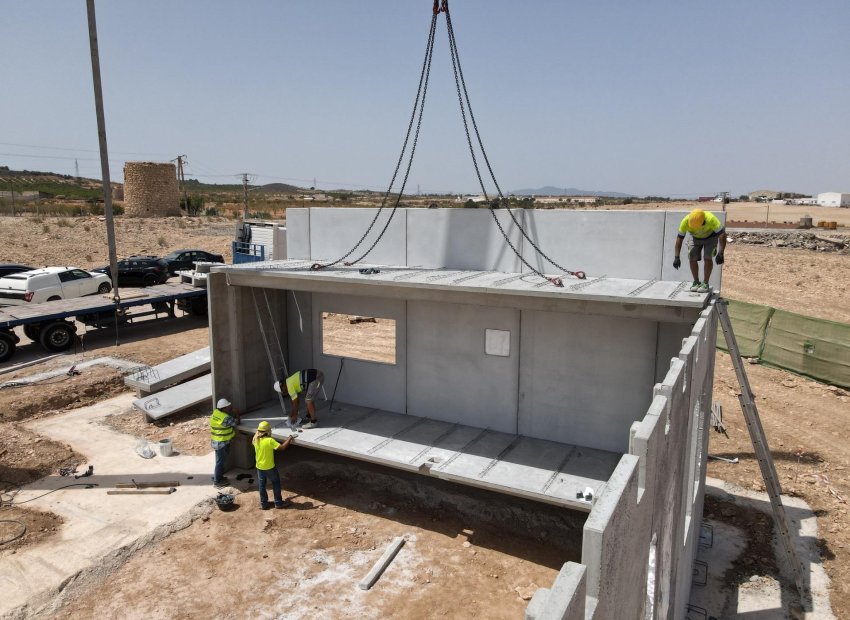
{"left": 541, "top": 445, "right": 579, "bottom": 493}
{"left": 366, "top": 417, "right": 430, "bottom": 455}
{"left": 627, "top": 278, "right": 659, "bottom": 297}
{"left": 408, "top": 422, "right": 461, "bottom": 464}
{"left": 667, "top": 280, "right": 690, "bottom": 299}
{"left": 568, "top": 275, "right": 607, "bottom": 291}
{"left": 435, "top": 427, "right": 491, "bottom": 471}
{"left": 313, "top": 410, "right": 377, "bottom": 443}
{"left": 478, "top": 435, "right": 523, "bottom": 477}
{"left": 358, "top": 536, "right": 406, "bottom": 590}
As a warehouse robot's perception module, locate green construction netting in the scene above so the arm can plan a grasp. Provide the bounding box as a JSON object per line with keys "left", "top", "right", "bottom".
{"left": 716, "top": 299, "right": 774, "bottom": 358}
{"left": 716, "top": 299, "right": 850, "bottom": 388}
{"left": 761, "top": 309, "right": 850, "bottom": 389}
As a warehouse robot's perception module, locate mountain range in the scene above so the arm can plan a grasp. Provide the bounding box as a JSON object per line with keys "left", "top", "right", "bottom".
{"left": 510, "top": 186, "right": 632, "bottom": 198}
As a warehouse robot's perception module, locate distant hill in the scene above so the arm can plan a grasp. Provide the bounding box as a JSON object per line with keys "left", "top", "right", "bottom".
{"left": 257, "top": 182, "right": 303, "bottom": 193}
{"left": 511, "top": 185, "right": 633, "bottom": 198}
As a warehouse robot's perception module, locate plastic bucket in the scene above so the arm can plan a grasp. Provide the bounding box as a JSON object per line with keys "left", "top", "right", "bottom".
{"left": 158, "top": 438, "right": 174, "bottom": 457}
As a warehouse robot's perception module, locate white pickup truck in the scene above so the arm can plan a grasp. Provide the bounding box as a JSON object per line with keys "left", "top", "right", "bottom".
{"left": 0, "top": 267, "right": 112, "bottom": 306}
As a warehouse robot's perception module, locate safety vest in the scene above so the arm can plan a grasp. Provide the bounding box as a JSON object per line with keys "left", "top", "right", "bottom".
{"left": 210, "top": 408, "right": 235, "bottom": 443}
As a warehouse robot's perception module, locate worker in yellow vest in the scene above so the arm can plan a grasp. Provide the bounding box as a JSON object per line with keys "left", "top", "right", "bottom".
{"left": 273, "top": 368, "right": 324, "bottom": 430}
{"left": 253, "top": 420, "right": 296, "bottom": 509}
{"left": 210, "top": 398, "right": 240, "bottom": 488}
{"left": 673, "top": 209, "right": 727, "bottom": 293}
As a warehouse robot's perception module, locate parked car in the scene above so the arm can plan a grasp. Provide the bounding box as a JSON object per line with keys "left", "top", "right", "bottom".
{"left": 0, "top": 267, "right": 112, "bottom": 306}
{"left": 0, "top": 264, "right": 35, "bottom": 278}
{"left": 163, "top": 249, "right": 224, "bottom": 275}
{"left": 92, "top": 256, "right": 170, "bottom": 287}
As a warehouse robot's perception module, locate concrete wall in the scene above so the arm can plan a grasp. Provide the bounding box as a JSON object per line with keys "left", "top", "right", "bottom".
{"left": 518, "top": 311, "right": 657, "bottom": 453}
{"left": 532, "top": 302, "right": 717, "bottom": 620}
{"left": 407, "top": 300, "right": 520, "bottom": 433}
{"left": 286, "top": 207, "right": 724, "bottom": 288}
{"left": 312, "top": 293, "right": 407, "bottom": 414}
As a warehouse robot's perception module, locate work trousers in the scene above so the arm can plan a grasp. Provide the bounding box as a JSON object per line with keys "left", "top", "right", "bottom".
{"left": 213, "top": 442, "right": 230, "bottom": 483}
{"left": 257, "top": 467, "right": 284, "bottom": 508}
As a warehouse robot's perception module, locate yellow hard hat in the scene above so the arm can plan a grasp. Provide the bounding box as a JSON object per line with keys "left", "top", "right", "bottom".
{"left": 257, "top": 420, "right": 271, "bottom": 432}
{"left": 688, "top": 209, "right": 706, "bottom": 228}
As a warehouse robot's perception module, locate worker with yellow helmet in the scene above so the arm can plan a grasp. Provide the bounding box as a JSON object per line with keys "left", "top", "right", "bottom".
{"left": 673, "top": 209, "right": 727, "bottom": 292}
{"left": 253, "top": 420, "right": 296, "bottom": 510}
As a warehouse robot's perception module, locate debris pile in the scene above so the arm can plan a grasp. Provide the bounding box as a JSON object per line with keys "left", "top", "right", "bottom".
{"left": 727, "top": 231, "right": 849, "bottom": 253}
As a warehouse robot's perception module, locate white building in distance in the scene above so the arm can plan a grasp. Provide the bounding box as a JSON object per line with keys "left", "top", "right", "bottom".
{"left": 817, "top": 192, "right": 850, "bottom": 207}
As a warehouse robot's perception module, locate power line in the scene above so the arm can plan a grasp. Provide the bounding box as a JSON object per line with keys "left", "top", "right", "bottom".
{"left": 0, "top": 141, "right": 171, "bottom": 157}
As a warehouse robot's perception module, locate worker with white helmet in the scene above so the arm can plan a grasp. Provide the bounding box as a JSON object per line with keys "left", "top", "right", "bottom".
{"left": 672, "top": 208, "right": 727, "bottom": 293}
{"left": 253, "top": 420, "right": 296, "bottom": 509}
{"left": 210, "top": 397, "right": 240, "bottom": 488}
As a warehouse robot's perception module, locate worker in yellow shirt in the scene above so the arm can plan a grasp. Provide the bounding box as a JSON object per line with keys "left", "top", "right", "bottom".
{"left": 673, "top": 209, "right": 727, "bottom": 293}
{"left": 273, "top": 368, "right": 324, "bottom": 430}
{"left": 252, "top": 420, "right": 295, "bottom": 510}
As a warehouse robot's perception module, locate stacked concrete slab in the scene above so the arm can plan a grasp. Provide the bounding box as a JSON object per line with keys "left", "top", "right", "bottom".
{"left": 208, "top": 208, "right": 720, "bottom": 620}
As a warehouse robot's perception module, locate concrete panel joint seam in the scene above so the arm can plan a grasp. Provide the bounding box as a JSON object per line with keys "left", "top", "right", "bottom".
{"left": 436, "top": 427, "right": 491, "bottom": 471}
{"left": 478, "top": 435, "right": 524, "bottom": 477}
{"left": 541, "top": 445, "right": 579, "bottom": 493}
{"left": 627, "top": 279, "right": 659, "bottom": 296}
{"left": 408, "top": 422, "right": 461, "bottom": 464}
{"left": 313, "top": 410, "right": 376, "bottom": 443}
{"left": 366, "top": 417, "right": 430, "bottom": 455}
{"left": 569, "top": 276, "right": 607, "bottom": 291}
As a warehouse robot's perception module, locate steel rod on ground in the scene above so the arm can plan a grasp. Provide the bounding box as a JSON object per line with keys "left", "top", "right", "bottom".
{"left": 359, "top": 536, "right": 405, "bottom": 590}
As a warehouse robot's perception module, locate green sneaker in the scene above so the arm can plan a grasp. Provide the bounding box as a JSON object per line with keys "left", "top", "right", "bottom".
{"left": 689, "top": 281, "right": 701, "bottom": 292}
{"left": 697, "top": 282, "right": 710, "bottom": 293}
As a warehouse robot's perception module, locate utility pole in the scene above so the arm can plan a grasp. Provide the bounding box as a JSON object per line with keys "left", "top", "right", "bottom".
{"left": 242, "top": 173, "right": 249, "bottom": 221}
{"left": 86, "top": 0, "right": 120, "bottom": 305}
{"left": 175, "top": 154, "right": 187, "bottom": 212}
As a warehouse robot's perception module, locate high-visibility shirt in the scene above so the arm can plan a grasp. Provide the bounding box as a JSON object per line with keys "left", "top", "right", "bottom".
{"left": 210, "top": 408, "right": 235, "bottom": 444}
{"left": 253, "top": 435, "right": 280, "bottom": 470}
{"left": 678, "top": 212, "right": 724, "bottom": 239}
{"left": 285, "top": 369, "right": 319, "bottom": 400}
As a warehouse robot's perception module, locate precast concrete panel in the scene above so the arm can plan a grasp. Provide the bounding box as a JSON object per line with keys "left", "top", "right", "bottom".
{"left": 285, "top": 208, "right": 311, "bottom": 259}
{"left": 312, "top": 293, "right": 406, "bottom": 414}
{"left": 406, "top": 208, "right": 524, "bottom": 271}
{"left": 287, "top": 290, "right": 314, "bottom": 373}
{"left": 655, "top": 321, "right": 692, "bottom": 383}
{"left": 521, "top": 210, "right": 666, "bottom": 280}
{"left": 660, "top": 211, "right": 725, "bottom": 289}
{"left": 406, "top": 300, "right": 520, "bottom": 433}
{"left": 518, "top": 310, "right": 657, "bottom": 453}
{"left": 309, "top": 208, "right": 407, "bottom": 265}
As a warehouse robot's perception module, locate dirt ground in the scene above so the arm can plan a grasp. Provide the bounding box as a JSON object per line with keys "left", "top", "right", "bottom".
{"left": 54, "top": 453, "right": 578, "bottom": 620}
{"left": 2, "top": 213, "right": 850, "bottom": 616}
{"left": 0, "top": 215, "right": 234, "bottom": 270}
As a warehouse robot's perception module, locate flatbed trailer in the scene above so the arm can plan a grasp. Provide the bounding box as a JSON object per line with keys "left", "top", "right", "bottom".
{"left": 0, "top": 282, "right": 207, "bottom": 363}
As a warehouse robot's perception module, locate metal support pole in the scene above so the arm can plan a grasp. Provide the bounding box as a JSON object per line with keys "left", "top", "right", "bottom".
{"left": 86, "top": 0, "right": 121, "bottom": 352}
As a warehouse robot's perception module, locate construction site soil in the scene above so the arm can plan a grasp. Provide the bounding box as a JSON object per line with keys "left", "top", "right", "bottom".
{"left": 1, "top": 214, "right": 849, "bottom": 616}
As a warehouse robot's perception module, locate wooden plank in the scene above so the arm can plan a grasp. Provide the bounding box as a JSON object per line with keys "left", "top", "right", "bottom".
{"left": 359, "top": 537, "right": 406, "bottom": 590}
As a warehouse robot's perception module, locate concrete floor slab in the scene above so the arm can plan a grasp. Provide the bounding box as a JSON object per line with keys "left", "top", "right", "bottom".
{"left": 2, "top": 394, "right": 219, "bottom": 618}
{"left": 132, "top": 373, "right": 212, "bottom": 420}
{"left": 217, "top": 260, "right": 711, "bottom": 310}
{"left": 239, "top": 399, "right": 620, "bottom": 512}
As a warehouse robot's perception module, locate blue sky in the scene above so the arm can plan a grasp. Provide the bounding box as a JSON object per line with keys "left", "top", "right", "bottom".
{"left": 2, "top": 1, "right": 848, "bottom": 197}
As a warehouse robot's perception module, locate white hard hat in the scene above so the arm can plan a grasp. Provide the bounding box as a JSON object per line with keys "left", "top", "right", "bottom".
{"left": 273, "top": 381, "right": 282, "bottom": 393}
{"left": 217, "top": 398, "right": 231, "bottom": 408}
